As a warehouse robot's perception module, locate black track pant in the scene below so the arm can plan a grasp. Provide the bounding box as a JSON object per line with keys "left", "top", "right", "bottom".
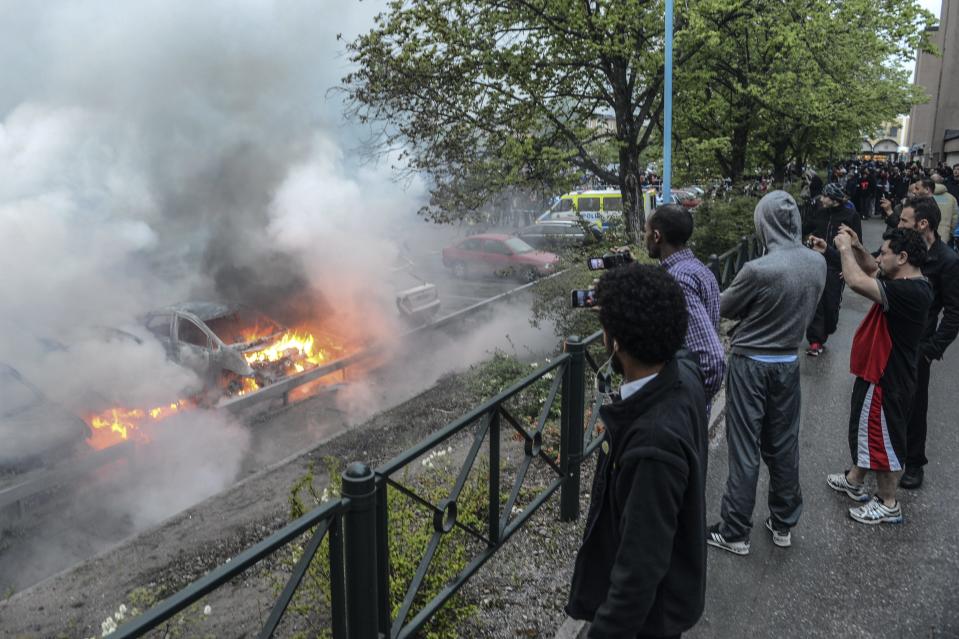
{"left": 905, "top": 356, "right": 932, "bottom": 468}
{"left": 719, "top": 355, "right": 803, "bottom": 539}
{"left": 806, "top": 268, "right": 844, "bottom": 345}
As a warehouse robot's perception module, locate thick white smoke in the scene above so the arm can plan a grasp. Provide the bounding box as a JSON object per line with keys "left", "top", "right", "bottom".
{"left": 0, "top": 0, "right": 441, "bottom": 589}
{"left": 0, "top": 0, "right": 416, "bottom": 439}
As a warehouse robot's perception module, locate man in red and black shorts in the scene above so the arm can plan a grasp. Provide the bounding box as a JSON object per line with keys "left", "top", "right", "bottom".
{"left": 824, "top": 227, "right": 932, "bottom": 524}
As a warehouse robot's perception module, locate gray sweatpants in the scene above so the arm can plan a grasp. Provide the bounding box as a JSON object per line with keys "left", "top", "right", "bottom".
{"left": 719, "top": 354, "right": 803, "bottom": 540}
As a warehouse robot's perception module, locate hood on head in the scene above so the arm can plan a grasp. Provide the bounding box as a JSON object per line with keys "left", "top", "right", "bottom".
{"left": 754, "top": 190, "right": 802, "bottom": 250}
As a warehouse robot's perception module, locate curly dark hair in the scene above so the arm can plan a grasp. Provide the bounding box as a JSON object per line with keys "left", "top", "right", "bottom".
{"left": 882, "top": 227, "right": 927, "bottom": 267}
{"left": 596, "top": 263, "right": 688, "bottom": 365}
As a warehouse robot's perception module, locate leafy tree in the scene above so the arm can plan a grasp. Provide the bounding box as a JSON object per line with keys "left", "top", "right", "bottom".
{"left": 342, "top": 0, "right": 748, "bottom": 240}
{"left": 674, "top": 0, "right": 935, "bottom": 182}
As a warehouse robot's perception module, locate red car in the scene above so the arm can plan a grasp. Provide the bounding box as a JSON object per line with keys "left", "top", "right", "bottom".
{"left": 442, "top": 234, "right": 560, "bottom": 280}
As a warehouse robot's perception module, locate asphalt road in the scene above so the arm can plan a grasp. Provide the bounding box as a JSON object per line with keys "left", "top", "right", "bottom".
{"left": 689, "top": 219, "right": 959, "bottom": 638}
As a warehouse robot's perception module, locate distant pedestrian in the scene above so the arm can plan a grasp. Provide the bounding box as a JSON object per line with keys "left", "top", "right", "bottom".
{"left": 644, "top": 204, "right": 726, "bottom": 406}
{"left": 826, "top": 227, "right": 932, "bottom": 524}
{"left": 803, "top": 182, "right": 861, "bottom": 356}
{"left": 931, "top": 173, "right": 958, "bottom": 242}
{"left": 707, "top": 191, "right": 826, "bottom": 554}
{"left": 566, "top": 263, "right": 707, "bottom": 638}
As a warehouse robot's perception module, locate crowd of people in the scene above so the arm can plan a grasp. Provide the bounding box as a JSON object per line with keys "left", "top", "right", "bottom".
{"left": 562, "top": 167, "right": 959, "bottom": 636}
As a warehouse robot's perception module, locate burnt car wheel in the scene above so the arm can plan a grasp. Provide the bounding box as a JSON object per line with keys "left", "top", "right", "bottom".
{"left": 521, "top": 267, "right": 539, "bottom": 282}
{"left": 451, "top": 261, "right": 468, "bottom": 278}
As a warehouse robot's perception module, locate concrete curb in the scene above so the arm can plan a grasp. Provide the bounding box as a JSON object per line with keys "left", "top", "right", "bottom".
{"left": 552, "top": 388, "right": 726, "bottom": 639}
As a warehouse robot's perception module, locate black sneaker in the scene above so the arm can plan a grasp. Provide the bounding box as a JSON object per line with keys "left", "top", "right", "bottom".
{"left": 900, "top": 466, "right": 924, "bottom": 489}
{"left": 706, "top": 522, "right": 750, "bottom": 555}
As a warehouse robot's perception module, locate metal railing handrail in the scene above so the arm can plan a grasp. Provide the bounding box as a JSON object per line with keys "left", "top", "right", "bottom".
{"left": 378, "top": 354, "right": 569, "bottom": 476}
{"left": 111, "top": 498, "right": 347, "bottom": 638}
{"left": 707, "top": 235, "right": 763, "bottom": 290}
{"left": 106, "top": 245, "right": 758, "bottom": 639}
{"left": 110, "top": 335, "right": 603, "bottom": 639}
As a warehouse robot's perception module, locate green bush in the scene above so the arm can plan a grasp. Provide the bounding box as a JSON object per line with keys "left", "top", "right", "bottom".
{"left": 281, "top": 455, "right": 490, "bottom": 639}
{"left": 689, "top": 195, "right": 758, "bottom": 262}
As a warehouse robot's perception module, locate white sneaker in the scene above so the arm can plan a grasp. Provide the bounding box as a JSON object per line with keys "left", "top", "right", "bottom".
{"left": 826, "top": 471, "right": 870, "bottom": 502}
{"left": 849, "top": 496, "right": 903, "bottom": 525}
{"left": 764, "top": 517, "right": 791, "bottom": 548}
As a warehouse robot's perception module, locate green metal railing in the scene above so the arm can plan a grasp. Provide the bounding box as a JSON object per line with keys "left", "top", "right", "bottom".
{"left": 111, "top": 331, "right": 609, "bottom": 639}
{"left": 707, "top": 235, "right": 763, "bottom": 290}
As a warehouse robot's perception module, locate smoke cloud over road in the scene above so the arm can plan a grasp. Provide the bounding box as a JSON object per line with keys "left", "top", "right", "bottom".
{"left": 0, "top": 0, "right": 440, "bottom": 589}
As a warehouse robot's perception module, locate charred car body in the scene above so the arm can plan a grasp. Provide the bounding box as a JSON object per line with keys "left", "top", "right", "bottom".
{"left": 0, "top": 363, "right": 91, "bottom": 472}
{"left": 142, "top": 302, "right": 325, "bottom": 399}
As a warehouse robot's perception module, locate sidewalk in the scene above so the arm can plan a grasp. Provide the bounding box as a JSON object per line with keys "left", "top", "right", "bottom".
{"left": 562, "top": 219, "right": 959, "bottom": 638}
{"left": 690, "top": 219, "right": 959, "bottom": 637}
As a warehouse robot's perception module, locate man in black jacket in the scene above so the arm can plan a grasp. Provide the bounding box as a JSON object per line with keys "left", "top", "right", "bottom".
{"left": 566, "top": 263, "right": 707, "bottom": 639}
{"left": 803, "top": 182, "right": 862, "bottom": 356}
{"left": 894, "top": 197, "right": 959, "bottom": 488}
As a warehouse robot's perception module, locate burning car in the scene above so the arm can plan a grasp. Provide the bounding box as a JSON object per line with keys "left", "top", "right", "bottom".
{"left": 0, "top": 363, "right": 91, "bottom": 472}
{"left": 142, "top": 302, "right": 338, "bottom": 400}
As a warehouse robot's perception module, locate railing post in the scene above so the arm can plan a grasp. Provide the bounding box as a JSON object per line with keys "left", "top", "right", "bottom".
{"left": 560, "top": 336, "right": 586, "bottom": 522}
{"left": 707, "top": 254, "right": 720, "bottom": 285}
{"left": 374, "top": 477, "right": 391, "bottom": 637}
{"left": 736, "top": 236, "right": 749, "bottom": 271}
{"left": 341, "top": 462, "right": 379, "bottom": 639}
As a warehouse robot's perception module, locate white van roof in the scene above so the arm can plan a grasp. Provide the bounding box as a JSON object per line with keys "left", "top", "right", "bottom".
{"left": 561, "top": 189, "right": 621, "bottom": 197}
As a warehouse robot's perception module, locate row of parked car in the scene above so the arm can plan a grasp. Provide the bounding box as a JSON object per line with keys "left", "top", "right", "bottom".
{"left": 440, "top": 187, "right": 703, "bottom": 280}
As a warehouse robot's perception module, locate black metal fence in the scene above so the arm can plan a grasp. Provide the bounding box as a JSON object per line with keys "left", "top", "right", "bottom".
{"left": 707, "top": 235, "right": 763, "bottom": 290}
{"left": 111, "top": 331, "right": 611, "bottom": 639}
{"left": 105, "top": 234, "right": 764, "bottom": 639}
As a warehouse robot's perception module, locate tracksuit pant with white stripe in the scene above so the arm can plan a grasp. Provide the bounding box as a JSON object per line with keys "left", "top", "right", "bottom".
{"left": 719, "top": 355, "right": 803, "bottom": 540}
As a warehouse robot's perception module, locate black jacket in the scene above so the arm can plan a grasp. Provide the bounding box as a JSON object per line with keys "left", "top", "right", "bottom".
{"left": 803, "top": 203, "right": 862, "bottom": 270}
{"left": 566, "top": 355, "right": 707, "bottom": 638}
{"left": 809, "top": 175, "right": 823, "bottom": 199}
{"left": 920, "top": 239, "right": 959, "bottom": 360}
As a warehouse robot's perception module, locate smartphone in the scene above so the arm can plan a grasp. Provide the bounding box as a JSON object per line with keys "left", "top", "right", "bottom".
{"left": 586, "top": 251, "right": 633, "bottom": 270}
{"left": 571, "top": 289, "right": 597, "bottom": 308}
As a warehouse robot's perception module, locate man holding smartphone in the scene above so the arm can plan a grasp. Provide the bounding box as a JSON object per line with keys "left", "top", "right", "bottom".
{"left": 566, "top": 263, "right": 707, "bottom": 638}
{"left": 643, "top": 204, "right": 726, "bottom": 404}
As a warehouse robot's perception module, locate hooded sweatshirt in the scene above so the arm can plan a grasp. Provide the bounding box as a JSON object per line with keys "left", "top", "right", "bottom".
{"left": 933, "top": 183, "right": 958, "bottom": 240}
{"left": 721, "top": 191, "right": 827, "bottom": 355}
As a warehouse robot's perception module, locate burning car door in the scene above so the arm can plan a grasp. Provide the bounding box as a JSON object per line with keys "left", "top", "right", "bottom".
{"left": 144, "top": 312, "right": 175, "bottom": 357}
{"left": 172, "top": 314, "right": 215, "bottom": 385}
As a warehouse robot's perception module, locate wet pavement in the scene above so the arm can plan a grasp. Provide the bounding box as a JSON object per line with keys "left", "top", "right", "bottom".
{"left": 689, "top": 219, "right": 959, "bottom": 638}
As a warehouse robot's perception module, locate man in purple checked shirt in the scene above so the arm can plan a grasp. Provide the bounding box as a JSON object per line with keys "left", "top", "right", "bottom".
{"left": 643, "top": 204, "right": 726, "bottom": 407}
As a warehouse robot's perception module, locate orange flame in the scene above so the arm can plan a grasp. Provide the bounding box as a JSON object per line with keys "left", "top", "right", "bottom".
{"left": 83, "top": 326, "right": 352, "bottom": 449}
{"left": 86, "top": 402, "right": 187, "bottom": 450}
{"left": 243, "top": 330, "right": 328, "bottom": 368}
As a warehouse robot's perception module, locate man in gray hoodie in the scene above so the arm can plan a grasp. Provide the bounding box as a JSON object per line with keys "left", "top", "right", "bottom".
{"left": 707, "top": 191, "right": 826, "bottom": 554}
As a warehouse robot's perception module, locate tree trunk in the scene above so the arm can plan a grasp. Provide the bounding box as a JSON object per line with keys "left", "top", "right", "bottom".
{"left": 729, "top": 122, "right": 750, "bottom": 182}
{"left": 619, "top": 142, "right": 643, "bottom": 242}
